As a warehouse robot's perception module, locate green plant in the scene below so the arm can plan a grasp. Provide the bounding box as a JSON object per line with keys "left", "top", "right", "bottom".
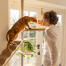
{"left": 24, "top": 41, "right": 34, "bottom": 52}
{"left": 17, "top": 41, "right": 35, "bottom": 57}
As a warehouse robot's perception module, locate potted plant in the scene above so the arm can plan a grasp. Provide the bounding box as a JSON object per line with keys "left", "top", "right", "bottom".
{"left": 17, "top": 41, "right": 35, "bottom": 56}
{"left": 24, "top": 41, "right": 34, "bottom": 53}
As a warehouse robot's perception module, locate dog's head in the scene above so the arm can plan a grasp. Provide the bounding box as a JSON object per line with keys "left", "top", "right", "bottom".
{"left": 29, "top": 17, "right": 37, "bottom": 23}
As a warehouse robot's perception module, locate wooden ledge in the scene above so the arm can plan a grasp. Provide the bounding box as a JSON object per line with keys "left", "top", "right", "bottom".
{"left": 25, "top": 28, "right": 45, "bottom": 31}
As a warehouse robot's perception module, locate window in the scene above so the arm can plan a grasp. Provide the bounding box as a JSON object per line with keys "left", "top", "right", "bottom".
{"left": 23, "top": 11, "right": 37, "bottom": 66}
{"left": 23, "top": 11, "right": 37, "bottom": 40}
{"left": 30, "top": 31, "right": 36, "bottom": 38}
{"left": 30, "top": 12, "right": 37, "bottom": 17}
{"left": 24, "top": 11, "right": 28, "bottom": 16}
{"left": 9, "top": 9, "right": 20, "bottom": 29}
{"left": 9, "top": 9, "right": 21, "bottom": 40}
{"left": 57, "top": 15, "right": 62, "bottom": 26}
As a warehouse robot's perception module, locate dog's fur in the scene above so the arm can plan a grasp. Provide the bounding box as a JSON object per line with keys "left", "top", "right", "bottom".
{"left": 6, "top": 16, "right": 37, "bottom": 50}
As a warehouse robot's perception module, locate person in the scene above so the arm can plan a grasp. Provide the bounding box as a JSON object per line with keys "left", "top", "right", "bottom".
{"left": 42, "top": 11, "right": 62, "bottom": 66}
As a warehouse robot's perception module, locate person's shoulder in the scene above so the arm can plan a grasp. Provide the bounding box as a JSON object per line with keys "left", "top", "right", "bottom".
{"left": 46, "top": 25, "right": 58, "bottom": 39}
{"left": 47, "top": 25, "right": 62, "bottom": 37}
{"left": 47, "top": 25, "right": 61, "bottom": 32}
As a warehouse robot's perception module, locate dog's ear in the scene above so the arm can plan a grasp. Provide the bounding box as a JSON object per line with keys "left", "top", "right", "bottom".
{"left": 38, "top": 20, "right": 43, "bottom": 26}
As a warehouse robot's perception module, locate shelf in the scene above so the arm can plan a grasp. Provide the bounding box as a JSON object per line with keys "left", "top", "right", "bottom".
{"left": 25, "top": 28, "right": 45, "bottom": 31}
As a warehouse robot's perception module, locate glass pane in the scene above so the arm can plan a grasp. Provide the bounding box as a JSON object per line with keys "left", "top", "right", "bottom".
{"left": 30, "top": 12, "right": 37, "bottom": 17}
{"left": 24, "top": 11, "right": 28, "bottom": 16}
{"left": 10, "top": 9, "right": 20, "bottom": 26}
{"left": 9, "top": 9, "right": 21, "bottom": 40}
{"left": 30, "top": 31, "right": 36, "bottom": 38}
{"left": 56, "top": 15, "right": 62, "bottom": 26}
{"left": 23, "top": 31, "right": 29, "bottom": 39}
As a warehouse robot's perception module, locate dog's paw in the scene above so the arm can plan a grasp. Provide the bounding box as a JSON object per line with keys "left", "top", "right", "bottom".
{"left": 29, "top": 28, "right": 31, "bottom": 29}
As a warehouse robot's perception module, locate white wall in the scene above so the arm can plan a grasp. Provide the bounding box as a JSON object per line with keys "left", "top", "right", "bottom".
{"left": 0, "top": 0, "right": 8, "bottom": 54}
{"left": 63, "top": 10, "right": 66, "bottom": 66}
{"left": 39, "top": 0, "right": 66, "bottom": 7}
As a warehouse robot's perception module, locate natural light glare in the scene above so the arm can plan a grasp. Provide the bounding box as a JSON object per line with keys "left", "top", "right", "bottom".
{"left": 57, "top": 15, "right": 62, "bottom": 26}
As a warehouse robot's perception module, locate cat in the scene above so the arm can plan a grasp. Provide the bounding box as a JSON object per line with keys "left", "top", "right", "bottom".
{"left": 6, "top": 16, "right": 37, "bottom": 51}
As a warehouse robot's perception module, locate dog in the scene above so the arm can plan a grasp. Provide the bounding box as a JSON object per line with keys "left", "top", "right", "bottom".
{"left": 6, "top": 16, "right": 37, "bottom": 51}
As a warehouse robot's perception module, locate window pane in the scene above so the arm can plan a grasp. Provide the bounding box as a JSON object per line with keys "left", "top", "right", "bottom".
{"left": 57, "top": 15, "right": 62, "bottom": 26}
{"left": 23, "top": 31, "right": 29, "bottom": 38}
{"left": 10, "top": 9, "right": 20, "bottom": 25}
{"left": 30, "top": 12, "right": 37, "bottom": 17}
{"left": 24, "top": 11, "right": 28, "bottom": 16}
{"left": 9, "top": 9, "right": 21, "bottom": 40}
{"left": 30, "top": 31, "right": 36, "bottom": 38}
